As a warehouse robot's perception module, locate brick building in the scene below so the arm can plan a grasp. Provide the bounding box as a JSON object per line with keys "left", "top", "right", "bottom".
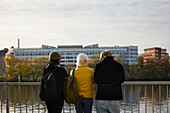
{"left": 141, "top": 47, "right": 169, "bottom": 63}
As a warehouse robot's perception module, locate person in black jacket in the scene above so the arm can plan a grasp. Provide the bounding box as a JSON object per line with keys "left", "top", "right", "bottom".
{"left": 39, "top": 52, "right": 68, "bottom": 113}
{"left": 94, "top": 50, "right": 125, "bottom": 113}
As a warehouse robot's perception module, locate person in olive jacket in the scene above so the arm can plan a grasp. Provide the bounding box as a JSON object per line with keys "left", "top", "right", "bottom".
{"left": 94, "top": 50, "right": 125, "bottom": 113}
{"left": 39, "top": 52, "right": 68, "bottom": 113}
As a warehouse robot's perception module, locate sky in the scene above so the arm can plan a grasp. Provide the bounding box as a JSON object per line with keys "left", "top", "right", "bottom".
{"left": 0, "top": 0, "right": 170, "bottom": 53}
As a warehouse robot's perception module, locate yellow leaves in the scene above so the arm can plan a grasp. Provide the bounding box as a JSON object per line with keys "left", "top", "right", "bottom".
{"left": 88, "top": 54, "right": 100, "bottom": 69}
{"left": 4, "top": 54, "right": 49, "bottom": 79}
{"left": 30, "top": 56, "right": 48, "bottom": 77}
{"left": 114, "top": 55, "right": 122, "bottom": 63}
{"left": 4, "top": 53, "right": 16, "bottom": 67}
{"left": 4, "top": 53, "right": 16, "bottom": 77}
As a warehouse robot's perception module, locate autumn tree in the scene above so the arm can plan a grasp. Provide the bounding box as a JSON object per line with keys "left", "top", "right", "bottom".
{"left": 114, "top": 55, "right": 122, "bottom": 63}
{"left": 129, "top": 64, "right": 137, "bottom": 74}
{"left": 160, "top": 56, "right": 170, "bottom": 77}
{"left": 4, "top": 53, "right": 16, "bottom": 79}
{"left": 15, "top": 58, "right": 32, "bottom": 77}
{"left": 30, "top": 56, "right": 49, "bottom": 77}
{"left": 88, "top": 54, "right": 100, "bottom": 69}
{"left": 137, "top": 56, "right": 144, "bottom": 73}
{"left": 140, "top": 58, "right": 158, "bottom": 80}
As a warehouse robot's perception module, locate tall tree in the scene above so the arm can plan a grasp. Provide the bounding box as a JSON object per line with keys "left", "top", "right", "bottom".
{"left": 160, "top": 56, "right": 170, "bottom": 77}
{"left": 4, "top": 53, "right": 16, "bottom": 78}
{"left": 130, "top": 64, "right": 137, "bottom": 74}
{"left": 144, "top": 58, "right": 157, "bottom": 79}
{"left": 137, "top": 56, "right": 144, "bottom": 73}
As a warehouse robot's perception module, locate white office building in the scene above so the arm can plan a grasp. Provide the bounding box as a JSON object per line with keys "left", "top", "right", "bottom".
{"left": 10, "top": 44, "right": 138, "bottom": 66}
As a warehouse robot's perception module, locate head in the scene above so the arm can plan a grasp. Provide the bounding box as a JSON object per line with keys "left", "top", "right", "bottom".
{"left": 49, "top": 52, "right": 61, "bottom": 64}
{"left": 76, "top": 53, "right": 88, "bottom": 66}
{"left": 100, "top": 50, "right": 113, "bottom": 61}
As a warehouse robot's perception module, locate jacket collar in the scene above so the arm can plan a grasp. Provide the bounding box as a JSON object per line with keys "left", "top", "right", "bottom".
{"left": 101, "top": 56, "right": 114, "bottom": 62}
{"left": 78, "top": 63, "right": 87, "bottom": 67}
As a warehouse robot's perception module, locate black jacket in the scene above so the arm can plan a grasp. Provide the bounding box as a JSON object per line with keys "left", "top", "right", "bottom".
{"left": 39, "top": 61, "right": 68, "bottom": 101}
{"left": 94, "top": 56, "right": 125, "bottom": 100}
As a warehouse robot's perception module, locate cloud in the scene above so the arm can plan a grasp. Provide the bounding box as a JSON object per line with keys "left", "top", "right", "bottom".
{"left": 0, "top": 0, "right": 170, "bottom": 53}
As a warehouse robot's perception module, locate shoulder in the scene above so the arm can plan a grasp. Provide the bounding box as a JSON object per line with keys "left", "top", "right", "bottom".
{"left": 56, "top": 66, "right": 69, "bottom": 77}
{"left": 57, "top": 66, "right": 67, "bottom": 72}
{"left": 114, "top": 60, "right": 123, "bottom": 66}
{"left": 112, "top": 61, "right": 124, "bottom": 70}
{"left": 113, "top": 60, "right": 120, "bottom": 65}
{"left": 58, "top": 66, "right": 65, "bottom": 70}
{"left": 95, "top": 62, "right": 101, "bottom": 67}
{"left": 86, "top": 67, "right": 94, "bottom": 71}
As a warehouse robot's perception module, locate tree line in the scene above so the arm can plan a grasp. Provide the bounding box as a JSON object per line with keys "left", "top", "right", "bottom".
{"left": 1, "top": 53, "right": 48, "bottom": 82}
{"left": 136, "top": 56, "right": 170, "bottom": 80}
{"left": 0, "top": 53, "right": 170, "bottom": 81}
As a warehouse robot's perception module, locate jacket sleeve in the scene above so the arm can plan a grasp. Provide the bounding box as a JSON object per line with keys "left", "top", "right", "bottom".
{"left": 63, "top": 68, "right": 69, "bottom": 78}
{"left": 39, "top": 68, "right": 46, "bottom": 101}
{"left": 94, "top": 65, "right": 99, "bottom": 84}
{"left": 91, "top": 69, "right": 94, "bottom": 84}
{"left": 120, "top": 65, "right": 125, "bottom": 83}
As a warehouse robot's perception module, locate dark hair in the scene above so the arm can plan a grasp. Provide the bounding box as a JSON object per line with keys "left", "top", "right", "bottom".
{"left": 45, "top": 60, "right": 60, "bottom": 71}
{"left": 50, "top": 59, "right": 60, "bottom": 65}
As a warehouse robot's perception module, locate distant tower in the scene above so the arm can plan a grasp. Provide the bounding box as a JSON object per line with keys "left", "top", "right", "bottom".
{"left": 18, "top": 38, "right": 20, "bottom": 48}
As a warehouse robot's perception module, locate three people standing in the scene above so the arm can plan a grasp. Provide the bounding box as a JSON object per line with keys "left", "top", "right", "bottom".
{"left": 40, "top": 50, "right": 125, "bottom": 113}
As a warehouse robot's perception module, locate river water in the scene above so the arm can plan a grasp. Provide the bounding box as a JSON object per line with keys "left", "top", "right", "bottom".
{"left": 0, "top": 85, "right": 170, "bottom": 113}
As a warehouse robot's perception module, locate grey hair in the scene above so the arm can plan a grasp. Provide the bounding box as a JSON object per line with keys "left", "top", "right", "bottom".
{"left": 76, "top": 53, "right": 88, "bottom": 66}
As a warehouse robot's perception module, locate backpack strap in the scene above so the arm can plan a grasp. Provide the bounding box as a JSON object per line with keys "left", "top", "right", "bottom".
{"left": 72, "top": 69, "right": 75, "bottom": 77}
{"left": 47, "top": 68, "right": 57, "bottom": 79}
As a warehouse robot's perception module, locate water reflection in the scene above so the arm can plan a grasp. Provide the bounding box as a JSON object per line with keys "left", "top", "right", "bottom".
{"left": 0, "top": 85, "right": 170, "bottom": 113}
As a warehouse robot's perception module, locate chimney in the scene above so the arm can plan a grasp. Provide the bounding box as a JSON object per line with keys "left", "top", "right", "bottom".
{"left": 18, "top": 38, "right": 20, "bottom": 48}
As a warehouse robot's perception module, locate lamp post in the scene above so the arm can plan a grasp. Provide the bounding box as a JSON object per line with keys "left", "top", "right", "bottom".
{"left": 18, "top": 75, "right": 20, "bottom": 82}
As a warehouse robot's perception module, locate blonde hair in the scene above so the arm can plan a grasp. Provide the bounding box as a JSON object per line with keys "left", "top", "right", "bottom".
{"left": 76, "top": 53, "right": 88, "bottom": 66}
{"left": 100, "top": 50, "right": 112, "bottom": 60}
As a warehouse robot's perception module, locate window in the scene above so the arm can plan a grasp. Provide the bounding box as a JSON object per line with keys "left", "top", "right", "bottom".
{"left": 74, "top": 53, "right": 79, "bottom": 55}
{"left": 60, "top": 53, "right": 65, "bottom": 55}
{"left": 161, "top": 54, "right": 165, "bottom": 56}
{"left": 66, "top": 53, "right": 73, "bottom": 55}
{"left": 60, "top": 60, "right": 65, "bottom": 63}
{"left": 68, "top": 60, "right": 73, "bottom": 63}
